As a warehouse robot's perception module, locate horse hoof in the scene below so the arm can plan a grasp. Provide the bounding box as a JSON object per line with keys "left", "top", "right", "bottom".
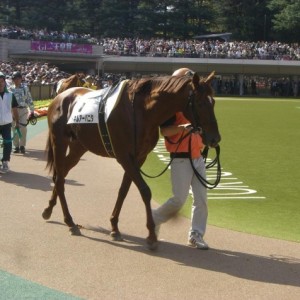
{"left": 147, "top": 238, "right": 158, "bottom": 251}
{"left": 69, "top": 225, "right": 81, "bottom": 236}
{"left": 110, "top": 231, "right": 123, "bottom": 241}
{"left": 42, "top": 208, "right": 52, "bottom": 220}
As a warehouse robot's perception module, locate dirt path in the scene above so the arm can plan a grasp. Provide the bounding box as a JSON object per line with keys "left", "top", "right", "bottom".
{"left": 0, "top": 130, "right": 299, "bottom": 300}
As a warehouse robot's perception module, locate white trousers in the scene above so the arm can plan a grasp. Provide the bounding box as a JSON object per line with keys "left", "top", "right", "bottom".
{"left": 13, "top": 107, "right": 29, "bottom": 148}
{"left": 154, "top": 157, "right": 207, "bottom": 237}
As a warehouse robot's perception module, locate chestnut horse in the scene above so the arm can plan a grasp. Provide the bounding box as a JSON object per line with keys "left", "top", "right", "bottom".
{"left": 43, "top": 71, "right": 221, "bottom": 250}
{"left": 56, "top": 73, "right": 85, "bottom": 94}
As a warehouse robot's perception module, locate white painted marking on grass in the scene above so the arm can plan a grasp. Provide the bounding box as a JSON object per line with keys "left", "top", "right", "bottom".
{"left": 153, "top": 138, "right": 266, "bottom": 200}
{"left": 217, "top": 97, "right": 300, "bottom": 103}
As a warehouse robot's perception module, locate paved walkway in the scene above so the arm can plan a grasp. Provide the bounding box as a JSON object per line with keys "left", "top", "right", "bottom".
{"left": 0, "top": 121, "right": 299, "bottom": 299}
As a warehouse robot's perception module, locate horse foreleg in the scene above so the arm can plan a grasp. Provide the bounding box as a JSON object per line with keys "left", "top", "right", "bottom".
{"left": 119, "top": 158, "right": 157, "bottom": 250}
{"left": 139, "top": 184, "right": 158, "bottom": 250}
{"left": 110, "top": 172, "right": 132, "bottom": 241}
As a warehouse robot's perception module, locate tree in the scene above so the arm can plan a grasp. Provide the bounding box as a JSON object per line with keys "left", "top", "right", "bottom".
{"left": 135, "top": 0, "right": 215, "bottom": 39}
{"left": 268, "top": 0, "right": 300, "bottom": 42}
{"left": 213, "top": 0, "right": 270, "bottom": 41}
{"left": 97, "top": 0, "right": 141, "bottom": 37}
{"left": 1, "top": 0, "right": 298, "bottom": 42}
{"left": 63, "top": 0, "right": 104, "bottom": 36}
{"left": 135, "top": 1, "right": 159, "bottom": 38}
{"left": 6, "top": 0, "right": 69, "bottom": 31}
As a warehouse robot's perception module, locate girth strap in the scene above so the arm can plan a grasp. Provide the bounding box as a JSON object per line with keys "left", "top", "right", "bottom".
{"left": 98, "top": 89, "right": 115, "bottom": 158}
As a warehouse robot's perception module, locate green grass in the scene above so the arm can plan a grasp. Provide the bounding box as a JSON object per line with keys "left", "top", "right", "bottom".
{"left": 142, "top": 97, "right": 300, "bottom": 242}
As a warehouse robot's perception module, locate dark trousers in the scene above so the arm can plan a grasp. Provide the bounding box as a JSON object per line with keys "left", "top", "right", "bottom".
{"left": 0, "top": 123, "right": 12, "bottom": 162}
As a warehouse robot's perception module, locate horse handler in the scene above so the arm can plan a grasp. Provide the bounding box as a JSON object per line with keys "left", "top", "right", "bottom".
{"left": 152, "top": 68, "right": 209, "bottom": 250}
{"left": 10, "top": 71, "right": 35, "bottom": 154}
{"left": 0, "top": 72, "right": 19, "bottom": 173}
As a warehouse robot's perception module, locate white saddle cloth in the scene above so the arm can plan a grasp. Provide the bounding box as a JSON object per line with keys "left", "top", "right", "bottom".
{"left": 67, "top": 80, "right": 127, "bottom": 124}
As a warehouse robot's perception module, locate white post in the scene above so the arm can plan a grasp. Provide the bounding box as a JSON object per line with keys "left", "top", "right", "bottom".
{"left": 239, "top": 74, "right": 244, "bottom": 96}
{"left": 293, "top": 76, "right": 299, "bottom": 97}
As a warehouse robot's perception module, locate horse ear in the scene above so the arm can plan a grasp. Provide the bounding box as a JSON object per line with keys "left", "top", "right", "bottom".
{"left": 204, "top": 71, "right": 215, "bottom": 84}
{"left": 192, "top": 72, "right": 200, "bottom": 87}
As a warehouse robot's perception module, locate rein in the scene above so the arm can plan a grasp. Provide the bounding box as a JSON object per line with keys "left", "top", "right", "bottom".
{"left": 188, "top": 135, "right": 221, "bottom": 189}
{"left": 134, "top": 78, "right": 221, "bottom": 188}
{"left": 139, "top": 90, "right": 197, "bottom": 179}
{"left": 186, "top": 86, "right": 222, "bottom": 188}
{"left": 140, "top": 127, "right": 221, "bottom": 189}
{"left": 139, "top": 129, "right": 190, "bottom": 179}
{"left": 18, "top": 113, "right": 38, "bottom": 127}
{"left": 1, "top": 128, "right": 22, "bottom": 145}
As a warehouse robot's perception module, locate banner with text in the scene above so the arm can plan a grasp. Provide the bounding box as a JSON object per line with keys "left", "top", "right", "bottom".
{"left": 31, "top": 41, "right": 93, "bottom": 54}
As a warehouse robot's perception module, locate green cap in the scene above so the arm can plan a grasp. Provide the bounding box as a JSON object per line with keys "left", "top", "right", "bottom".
{"left": 0, "top": 72, "right": 6, "bottom": 79}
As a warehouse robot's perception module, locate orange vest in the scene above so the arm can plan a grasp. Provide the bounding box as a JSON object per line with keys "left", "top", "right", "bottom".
{"left": 164, "top": 112, "right": 204, "bottom": 159}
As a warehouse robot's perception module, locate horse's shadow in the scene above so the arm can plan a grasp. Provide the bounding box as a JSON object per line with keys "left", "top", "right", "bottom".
{"left": 1, "top": 171, "right": 84, "bottom": 192}
{"left": 47, "top": 221, "right": 300, "bottom": 288}
{"left": 14, "top": 149, "right": 88, "bottom": 163}
{"left": 14, "top": 148, "right": 47, "bottom": 162}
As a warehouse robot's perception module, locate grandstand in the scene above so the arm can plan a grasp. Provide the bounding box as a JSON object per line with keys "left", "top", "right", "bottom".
{"left": 0, "top": 36, "right": 299, "bottom": 97}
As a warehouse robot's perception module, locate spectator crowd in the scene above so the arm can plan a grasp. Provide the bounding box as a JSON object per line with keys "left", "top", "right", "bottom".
{"left": 101, "top": 38, "right": 300, "bottom": 61}
{"left": 0, "top": 61, "right": 120, "bottom": 97}
{"left": 0, "top": 61, "right": 67, "bottom": 87}
{"left": 0, "top": 26, "right": 299, "bottom": 97}
{"left": 0, "top": 25, "right": 97, "bottom": 44}
{"left": 1, "top": 25, "right": 300, "bottom": 61}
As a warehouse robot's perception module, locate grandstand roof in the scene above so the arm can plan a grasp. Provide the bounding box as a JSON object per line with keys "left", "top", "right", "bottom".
{"left": 194, "top": 33, "right": 232, "bottom": 41}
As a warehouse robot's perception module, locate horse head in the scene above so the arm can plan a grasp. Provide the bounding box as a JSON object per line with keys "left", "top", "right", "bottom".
{"left": 180, "top": 70, "right": 221, "bottom": 148}
{"left": 75, "top": 73, "right": 86, "bottom": 87}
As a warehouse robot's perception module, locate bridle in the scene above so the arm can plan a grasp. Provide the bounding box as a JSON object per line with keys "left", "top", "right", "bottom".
{"left": 187, "top": 89, "right": 202, "bottom": 131}
{"left": 76, "top": 76, "right": 85, "bottom": 87}
{"left": 186, "top": 86, "right": 222, "bottom": 189}
{"left": 140, "top": 84, "right": 221, "bottom": 189}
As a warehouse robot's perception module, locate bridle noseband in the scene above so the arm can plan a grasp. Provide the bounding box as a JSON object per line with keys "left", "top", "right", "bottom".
{"left": 186, "top": 86, "right": 221, "bottom": 189}
{"left": 140, "top": 84, "right": 221, "bottom": 189}
{"left": 187, "top": 90, "right": 203, "bottom": 133}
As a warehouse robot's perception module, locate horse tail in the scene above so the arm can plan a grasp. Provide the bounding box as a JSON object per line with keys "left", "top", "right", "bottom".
{"left": 45, "top": 131, "right": 54, "bottom": 173}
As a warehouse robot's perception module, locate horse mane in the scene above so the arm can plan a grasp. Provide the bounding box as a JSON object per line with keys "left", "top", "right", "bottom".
{"left": 154, "top": 76, "right": 190, "bottom": 94}
{"left": 128, "top": 76, "right": 191, "bottom": 97}
{"left": 127, "top": 74, "right": 215, "bottom": 99}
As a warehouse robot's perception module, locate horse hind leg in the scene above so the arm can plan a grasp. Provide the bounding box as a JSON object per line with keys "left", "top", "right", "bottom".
{"left": 42, "top": 171, "right": 58, "bottom": 220}
{"left": 42, "top": 134, "right": 59, "bottom": 220}
{"left": 59, "top": 141, "right": 87, "bottom": 235}
{"left": 44, "top": 139, "right": 86, "bottom": 235}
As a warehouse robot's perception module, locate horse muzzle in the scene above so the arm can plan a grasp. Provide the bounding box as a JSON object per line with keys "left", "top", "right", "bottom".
{"left": 202, "top": 133, "right": 221, "bottom": 148}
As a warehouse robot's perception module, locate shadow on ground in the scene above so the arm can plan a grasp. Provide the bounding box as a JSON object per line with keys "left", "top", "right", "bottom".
{"left": 0, "top": 171, "right": 84, "bottom": 191}
{"left": 46, "top": 221, "right": 300, "bottom": 288}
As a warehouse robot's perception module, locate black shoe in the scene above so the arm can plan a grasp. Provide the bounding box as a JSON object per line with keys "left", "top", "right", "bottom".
{"left": 13, "top": 147, "right": 20, "bottom": 153}
{"left": 20, "top": 146, "right": 25, "bottom": 154}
